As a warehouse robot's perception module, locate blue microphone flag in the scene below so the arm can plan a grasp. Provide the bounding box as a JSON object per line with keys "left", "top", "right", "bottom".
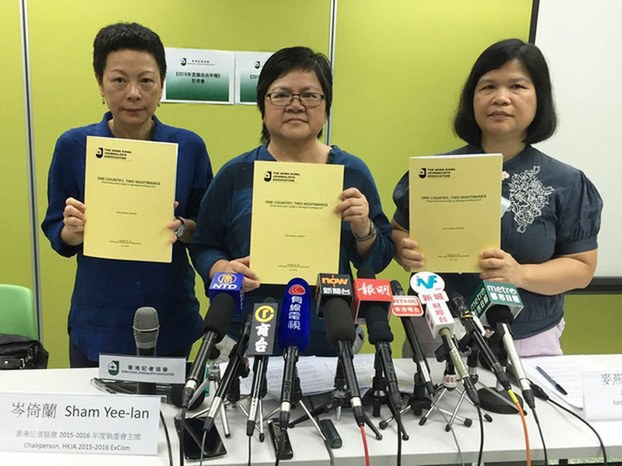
{"left": 209, "top": 272, "right": 244, "bottom": 314}
{"left": 278, "top": 277, "right": 311, "bottom": 351}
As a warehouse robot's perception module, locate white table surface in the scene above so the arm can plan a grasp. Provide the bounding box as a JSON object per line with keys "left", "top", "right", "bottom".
{"left": 1, "top": 356, "right": 620, "bottom": 465}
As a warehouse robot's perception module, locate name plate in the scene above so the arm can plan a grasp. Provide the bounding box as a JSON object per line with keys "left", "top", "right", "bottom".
{"left": 0, "top": 393, "right": 160, "bottom": 455}
{"left": 99, "top": 354, "right": 185, "bottom": 384}
{"left": 582, "top": 370, "right": 622, "bottom": 420}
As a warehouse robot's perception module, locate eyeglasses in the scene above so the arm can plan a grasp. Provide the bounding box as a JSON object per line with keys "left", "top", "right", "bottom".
{"left": 266, "top": 92, "right": 325, "bottom": 107}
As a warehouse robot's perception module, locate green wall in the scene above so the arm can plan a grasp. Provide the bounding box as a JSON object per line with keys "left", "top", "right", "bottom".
{"left": 1, "top": 0, "right": 618, "bottom": 367}
{"left": 0, "top": 1, "right": 32, "bottom": 290}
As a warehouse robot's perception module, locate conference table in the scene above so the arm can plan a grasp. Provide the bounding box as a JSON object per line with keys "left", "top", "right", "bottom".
{"left": 1, "top": 356, "right": 621, "bottom": 465}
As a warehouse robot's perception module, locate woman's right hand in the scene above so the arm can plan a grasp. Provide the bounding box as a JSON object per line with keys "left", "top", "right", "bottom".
{"left": 61, "top": 197, "right": 86, "bottom": 246}
{"left": 391, "top": 221, "right": 424, "bottom": 271}
{"left": 211, "top": 256, "right": 260, "bottom": 292}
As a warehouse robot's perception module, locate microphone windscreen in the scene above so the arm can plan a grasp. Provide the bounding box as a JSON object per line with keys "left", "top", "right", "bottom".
{"left": 365, "top": 306, "right": 394, "bottom": 344}
{"left": 390, "top": 280, "right": 405, "bottom": 296}
{"left": 357, "top": 266, "right": 376, "bottom": 279}
{"left": 448, "top": 293, "right": 468, "bottom": 318}
{"left": 203, "top": 293, "right": 236, "bottom": 340}
{"left": 133, "top": 307, "right": 159, "bottom": 349}
{"left": 324, "top": 298, "right": 356, "bottom": 344}
{"left": 486, "top": 305, "right": 514, "bottom": 325}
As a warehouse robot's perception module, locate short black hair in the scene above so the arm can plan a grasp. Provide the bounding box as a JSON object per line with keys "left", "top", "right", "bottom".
{"left": 454, "top": 38, "right": 557, "bottom": 145}
{"left": 256, "top": 46, "right": 332, "bottom": 144}
{"left": 93, "top": 22, "right": 166, "bottom": 83}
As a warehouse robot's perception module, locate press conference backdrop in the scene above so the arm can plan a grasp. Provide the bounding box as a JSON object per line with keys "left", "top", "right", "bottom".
{"left": 533, "top": 0, "right": 622, "bottom": 286}
{"left": 3, "top": 0, "right": 620, "bottom": 366}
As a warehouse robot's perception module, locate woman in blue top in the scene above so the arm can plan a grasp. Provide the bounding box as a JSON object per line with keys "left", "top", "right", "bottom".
{"left": 190, "top": 46, "right": 394, "bottom": 356}
{"left": 42, "top": 23, "right": 213, "bottom": 367}
{"left": 392, "top": 39, "right": 602, "bottom": 357}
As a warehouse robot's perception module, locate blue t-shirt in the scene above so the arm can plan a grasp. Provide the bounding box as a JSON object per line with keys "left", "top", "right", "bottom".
{"left": 392, "top": 144, "right": 603, "bottom": 339}
{"left": 41, "top": 112, "right": 213, "bottom": 361}
{"left": 189, "top": 144, "right": 395, "bottom": 356}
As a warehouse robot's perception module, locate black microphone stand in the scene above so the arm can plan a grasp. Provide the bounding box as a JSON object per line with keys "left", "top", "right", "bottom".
{"left": 289, "top": 363, "right": 382, "bottom": 439}
{"left": 476, "top": 329, "right": 525, "bottom": 415}
{"left": 380, "top": 368, "right": 433, "bottom": 430}
{"left": 268, "top": 367, "right": 333, "bottom": 449}
{"left": 287, "top": 360, "right": 352, "bottom": 426}
{"left": 362, "top": 352, "right": 389, "bottom": 417}
{"left": 289, "top": 358, "right": 383, "bottom": 440}
{"left": 458, "top": 336, "right": 493, "bottom": 423}
{"left": 419, "top": 340, "right": 474, "bottom": 430}
{"left": 362, "top": 352, "right": 409, "bottom": 440}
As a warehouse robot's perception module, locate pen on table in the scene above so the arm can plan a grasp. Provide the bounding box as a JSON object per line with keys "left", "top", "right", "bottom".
{"left": 536, "top": 366, "right": 568, "bottom": 396}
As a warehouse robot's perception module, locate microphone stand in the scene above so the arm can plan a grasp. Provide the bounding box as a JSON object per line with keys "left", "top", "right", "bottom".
{"left": 246, "top": 356, "right": 270, "bottom": 441}
{"left": 197, "top": 333, "right": 250, "bottom": 437}
{"left": 289, "top": 358, "right": 383, "bottom": 440}
{"left": 362, "top": 352, "right": 389, "bottom": 418}
{"left": 366, "top": 351, "right": 409, "bottom": 440}
{"left": 380, "top": 371, "right": 432, "bottom": 430}
{"left": 476, "top": 330, "right": 524, "bottom": 415}
{"left": 459, "top": 337, "right": 493, "bottom": 423}
{"left": 380, "top": 329, "right": 436, "bottom": 428}
{"left": 190, "top": 355, "right": 232, "bottom": 437}
{"left": 418, "top": 340, "right": 474, "bottom": 430}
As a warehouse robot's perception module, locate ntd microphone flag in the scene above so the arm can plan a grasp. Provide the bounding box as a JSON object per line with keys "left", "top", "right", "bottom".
{"left": 209, "top": 272, "right": 244, "bottom": 314}
{"left": 468, "top": 281, "right": 524, "bottom": 326}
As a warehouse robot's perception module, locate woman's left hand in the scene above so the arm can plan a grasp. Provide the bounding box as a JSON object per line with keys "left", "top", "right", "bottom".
{"left": 335, "top": 187, "right": 371, "bottom": 238}
{"left": 479, "top": 248, "right": 525, "bottom": 287}
{"left": 167, "top": 201, "right": 182, "bottom": 244}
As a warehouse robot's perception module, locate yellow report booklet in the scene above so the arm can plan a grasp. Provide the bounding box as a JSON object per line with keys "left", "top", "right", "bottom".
{"left": 83, "top": 136, "right": 178, "bottom": 263}
{"left": 408, "top": 153, "right": 502, "bottom": 272}
{"left": 250, "top": 160, "right": 344, "bottom": 284}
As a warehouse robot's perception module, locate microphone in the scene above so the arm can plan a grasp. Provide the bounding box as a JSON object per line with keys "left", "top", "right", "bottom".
{"left": 355, "top": 267, "right": 402, "bottom": 412}
{"left": 246, "top": 300, "right": 278, "bottom": 436}
{"left": 278, "top": 278, "right": 311, "bottom": 430}
{"left": 352, "top": 267, "right": 392, "bottom": 324}
{"left": 208, "top": 272, "right": 245, "bottom": 314}
{"left": 418, "top": 273, "right": 480, "bottom": 405}
{"left": 133, "top": 307, "right": 159, "bottom": 395}
{"left": 203, "top": 316, "right": 252, "bottom": 433}
{"left": 486, "top": 304, "right": 536, "bottom": 409}
{"left": 181, "top": 293, "right": 235, "bottom": 409}
{"left": 323, "top": 296, "right": 366, "bottom": 426}
{"left": 447, "top": 294, "right": 511, "bottom": 391}
{"left": 468, "top": 280, "right": 524, "bottom": 327}
{"left": 390, "top": 280, "right": 435, "bottom": 397}
{"left": 315, "top": 273, "right": 353, "bottom": 318}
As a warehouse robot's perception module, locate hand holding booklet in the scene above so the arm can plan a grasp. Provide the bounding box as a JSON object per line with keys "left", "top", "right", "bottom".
{"left": 83, "top": 136, "right": 178, "bottom": 263}
{"left": 250, "top": 160, "right": 343, "bottom": 284}
{"left": 408, "top": 153, "right": 503, "bottom": 272}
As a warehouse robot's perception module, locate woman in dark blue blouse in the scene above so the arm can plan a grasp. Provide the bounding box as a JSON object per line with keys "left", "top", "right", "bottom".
{"left": 190, "top": 47, "right": 394, "bottom": 356}
{"left": 41, "top": 23, "right": 213, "bottom": 367}
{"left": 392, "top": 39, "right": 602, "bottom": 357}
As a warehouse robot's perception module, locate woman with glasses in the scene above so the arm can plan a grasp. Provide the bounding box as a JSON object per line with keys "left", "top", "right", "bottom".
{"left": 190, "top": 46, "right": 394, "bottom": 356}
{"left": 392, "top": 39, "right": 602, "bottom": 358}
